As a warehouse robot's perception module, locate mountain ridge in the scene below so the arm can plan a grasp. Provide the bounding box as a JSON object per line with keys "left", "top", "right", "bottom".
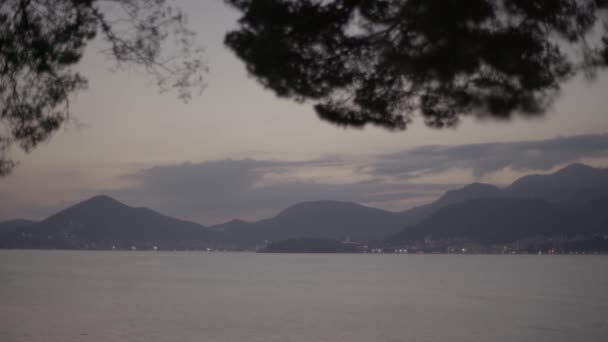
{"left": 3, "top": 195, "right": 213, "bottom": 249}
{"left": 2, "top": 163, "right": 608, "bottom": 250}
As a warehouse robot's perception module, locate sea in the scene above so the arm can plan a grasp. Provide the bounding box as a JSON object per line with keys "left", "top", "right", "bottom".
{"left": 1, "top": 250, "right": 607, "bottom": 342}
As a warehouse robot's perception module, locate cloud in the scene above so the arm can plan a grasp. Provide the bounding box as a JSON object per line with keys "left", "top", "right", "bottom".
{"left": 113, "top": 158, "right": 451, "bottom": 225}
{"left": 368, "top": 132, "right": 608, "bottom": 179}
{"left": 103, "top": 133, "right": 608, "bottom": 225}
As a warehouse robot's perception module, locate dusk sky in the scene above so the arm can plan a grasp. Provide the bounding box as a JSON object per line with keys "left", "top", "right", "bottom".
{"left": 2, "top": 0, "right": 608, "bottom": 225}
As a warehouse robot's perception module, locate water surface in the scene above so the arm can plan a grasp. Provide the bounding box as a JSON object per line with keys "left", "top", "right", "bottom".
{"left": 1, "top": 251, "right": 607, "bottom": 342}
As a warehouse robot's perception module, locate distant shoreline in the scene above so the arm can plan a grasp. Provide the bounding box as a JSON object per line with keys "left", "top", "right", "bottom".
{"left": 1, "top": 248, "right": 607, "bottom": 256}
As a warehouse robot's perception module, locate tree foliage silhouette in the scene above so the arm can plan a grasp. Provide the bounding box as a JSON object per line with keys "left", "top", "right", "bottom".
{"left": 0, "top": 0, "right": 206, "bottom": 176}
{"left": 225, "top": 0, "right": 608, "bottom": 130}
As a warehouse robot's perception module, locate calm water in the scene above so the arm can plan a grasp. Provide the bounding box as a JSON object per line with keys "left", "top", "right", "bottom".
{"left": 1, "top": 251, "right": 607, "bottom": 342}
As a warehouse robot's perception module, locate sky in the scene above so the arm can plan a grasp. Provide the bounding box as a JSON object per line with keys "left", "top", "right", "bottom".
{"left": 1, "top": 0, "right": 608, "bottom": 225}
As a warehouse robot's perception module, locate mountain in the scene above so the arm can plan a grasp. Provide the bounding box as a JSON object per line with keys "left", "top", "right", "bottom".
{"left": 3, "top": 163, "right": 607, "bottom": 251}
{"left": 387, "top": 198, "right": 594, "bottom": 245}
{"left": 398, "top": 182, "right": 504, "bottom": 225}
{"left": 506, "top": 163, "right": 608, "bottom": 202}
{"left": 268, "top": 201, "right": 405, "bottom": 240}
{"left": 386, "top": 164, "right": 608, "bottom": 248}
{"left": 435, "top": 183, "right": 504, "bottom": 206}
{"left": 211, "top": 200, "right": 408, "bottom": 247}
{"left": 0, "top": 219, "right": 37, "bottom": 233}
{"left": 2, "top": 195, "right": 214, "bottom": 249}
{"left": 209, "top": 219, "right": 251, "bottom": 232}
{"left": 404, "top": 164, "right": 608, "bottom": 217}
{"left": 0, "top": 197, "right": 413, "bottom": 250}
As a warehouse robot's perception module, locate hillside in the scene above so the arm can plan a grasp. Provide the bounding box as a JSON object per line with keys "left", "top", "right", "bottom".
{"left": 212, "top": 200, "right": 408, "bottom": 247}
{"left": 2, "top": 163, "right": 608, "bottom": 251}
{"left": 400, "top": 182, "right": 504, "bottom": 223}
{"left": 506, "top": 163, "right": 608, "bottom": 201}
{"left": 387, "top": 198, "right": 596, "bottom": 245}
{"left": 0, "top": 219, "right": 37, "bottom": 233}
{"left": 2, "top": 195, "right": 214, "bottom": 249}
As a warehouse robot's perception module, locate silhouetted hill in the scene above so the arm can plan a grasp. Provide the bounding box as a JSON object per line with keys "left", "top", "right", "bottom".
{"left": 209, "top": 219, "right": 252, "bottom": 232}
{"left": 387, "top": 164, "right": 608, "bottom": 247}
{"left": 4, "top": 195, "right": 214, "bottom": 249}
{"left": 506, "top": 163, "right": 608, "bottom": 201}
{"left": 0, "top": 219, "right": 37, "bottom": 233}
{"left": 393, "top": 164, "right": 608, "bottom": 237}
{"left": 269, "top": 200, "right": 406, "bottom": 240}
{"left": 212, "top": 200, "right": 407, "bottom": 247}
{"left": 387, "top": 197, "right": 604, "bottom": 246}
{"left": 398, "top": 183, "right": 504, "bottom": 225}
{"left": 436, "top": 183, "right": 503, "bottom": 205}
{"left": 3, "top": 163, "right": 607, "bottom": 251}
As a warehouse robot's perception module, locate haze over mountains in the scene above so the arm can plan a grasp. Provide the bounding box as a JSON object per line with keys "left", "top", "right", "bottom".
{"left": 1, "top": 163, "right": 607, "bottom": 250}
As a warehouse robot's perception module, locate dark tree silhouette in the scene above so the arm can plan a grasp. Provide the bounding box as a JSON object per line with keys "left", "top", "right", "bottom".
{"left": 0, "top": 0, "right": 206, "bottom": 176}
{"left": 225, "top": 0, "right": 608, "bottom": 129}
